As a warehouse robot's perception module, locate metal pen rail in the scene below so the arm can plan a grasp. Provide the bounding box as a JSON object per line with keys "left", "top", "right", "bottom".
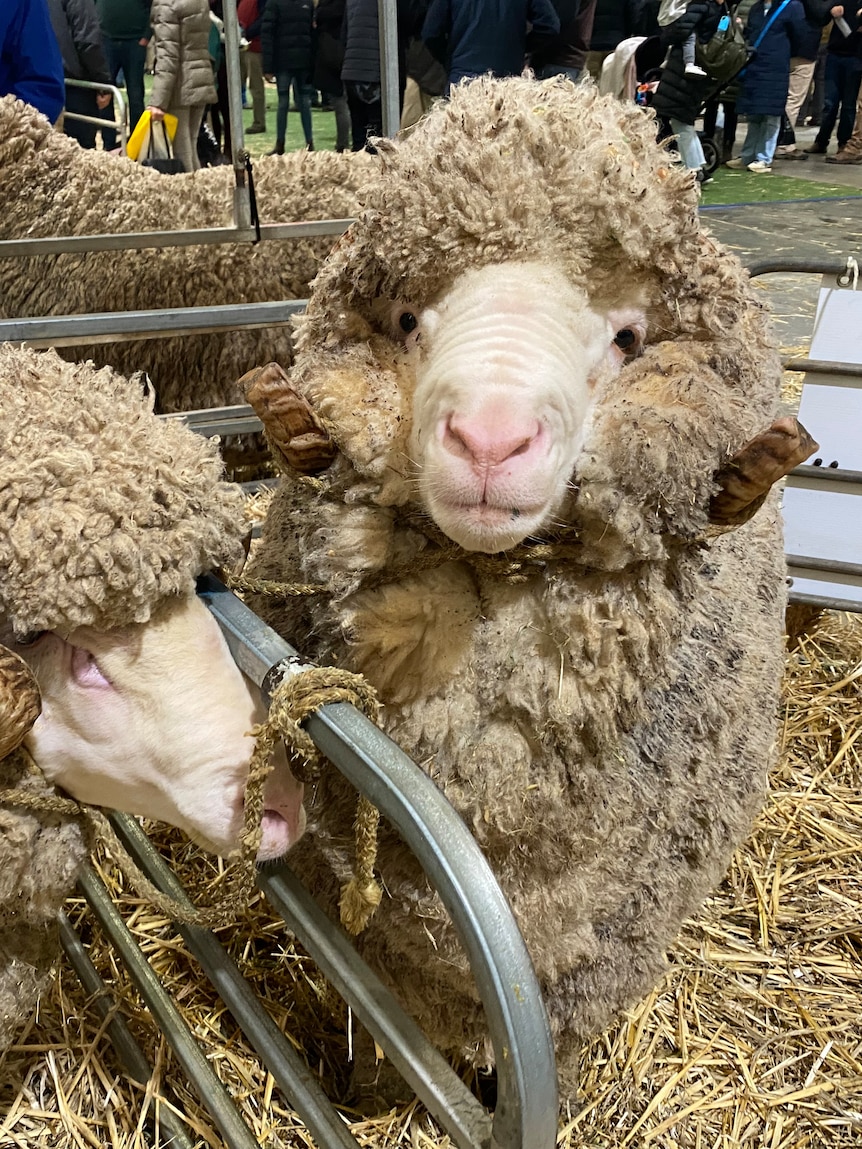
{"left": 75, "top": 579, "right": 557, "bottom": 1149}
{"left": 197, "top": 574, "right": 559, "bottom": 1149}
{"left": 62, "top": 80, "right": 129, "bottom": 148}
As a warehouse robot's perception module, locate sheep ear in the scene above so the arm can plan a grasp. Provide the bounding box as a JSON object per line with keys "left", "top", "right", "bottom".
{"left": 0, "top": 646, "right": 42, "bottom": 761}
{"left": 708, "top": 417, "right": 819, "bottom": 526}
{"left": 241, "top": 363, "right": 338, "bottom": 475}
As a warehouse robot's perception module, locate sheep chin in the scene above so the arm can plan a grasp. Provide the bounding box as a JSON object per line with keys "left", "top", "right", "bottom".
{"left": 429, "top": 500, "right": 551, "bottom": 554}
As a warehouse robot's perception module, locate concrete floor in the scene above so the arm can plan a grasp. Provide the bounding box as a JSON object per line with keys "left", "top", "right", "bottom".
{"left": 697, "top": 125, "right": 862, "bottom": 351}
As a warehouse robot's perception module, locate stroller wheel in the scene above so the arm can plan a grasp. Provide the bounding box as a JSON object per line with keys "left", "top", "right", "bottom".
{"left": 699, "top": 134, "right": 720, "bottom": 176}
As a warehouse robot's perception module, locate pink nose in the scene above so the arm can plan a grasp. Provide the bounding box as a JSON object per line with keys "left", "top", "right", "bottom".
{"left": 444, "top": 414, "right": 543, "bottom": 469}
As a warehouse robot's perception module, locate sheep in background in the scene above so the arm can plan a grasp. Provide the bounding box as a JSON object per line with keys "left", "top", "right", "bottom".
{"left": 0, "top": 95, "right": 369, "bottom": 418}
{"left": 244, "top": 76, "right": 816, "bottom": 1100}
{"left": 0, "top": 343, "right": 305, "bottom": 1048}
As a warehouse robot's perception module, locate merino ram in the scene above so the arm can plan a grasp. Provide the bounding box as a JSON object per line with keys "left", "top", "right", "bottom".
{"left": 0, "top": 344, "right": 305, "bottom": 1049}
{"left": 0, "top": 95, "right": 368, "bottom": 418}
{"left": 245, "top": 77, "right": 816, "bottom": 1098}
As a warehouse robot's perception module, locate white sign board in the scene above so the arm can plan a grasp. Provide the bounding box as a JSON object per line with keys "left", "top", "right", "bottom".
{"left": 781, "top": 278, "right": 862, "bottom": 607}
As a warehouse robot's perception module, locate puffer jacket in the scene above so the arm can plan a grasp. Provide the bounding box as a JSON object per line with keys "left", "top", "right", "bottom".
{"left": 736, "top": 0, "right": 806, "bottom": 116}
{"left": 150, "top": 0, "right": 217, "bottom": 109}
{"left": 261, "top": 0, "right": 314, "bottom": 76}
{"left": 650, "top": 0, "right": 722, "bottom": 123}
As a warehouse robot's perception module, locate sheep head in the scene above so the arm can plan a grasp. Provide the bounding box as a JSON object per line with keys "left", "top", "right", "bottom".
{"left": 275, "top": 78, "right": 812, "bottom": 565}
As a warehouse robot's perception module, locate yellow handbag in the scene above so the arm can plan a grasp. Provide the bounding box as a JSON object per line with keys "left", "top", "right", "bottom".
{"left": 126, "top": 109, "right": 178, "bottom": 161}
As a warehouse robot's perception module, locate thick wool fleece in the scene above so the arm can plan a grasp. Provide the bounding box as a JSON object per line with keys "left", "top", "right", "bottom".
{"left": 0, "top": 345, "right": 247, "bottom": 636}
{"left": 0, "top": 344, "right": 248, "bottom": 1046}
{"left": 249, "top": 77, "right": 787, "bottom": 1095}
{"left": 0, "top": 96, "right": 370, "bottom": 414}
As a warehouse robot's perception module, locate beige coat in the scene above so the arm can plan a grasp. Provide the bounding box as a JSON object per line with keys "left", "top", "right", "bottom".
{"left": 150, "top": 0, "right": 217, "bottom": 111}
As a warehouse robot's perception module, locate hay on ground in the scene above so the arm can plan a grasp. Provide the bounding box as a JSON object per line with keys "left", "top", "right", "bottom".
{"left": 1, "top": 611, "right": 859, "bottom": 1148}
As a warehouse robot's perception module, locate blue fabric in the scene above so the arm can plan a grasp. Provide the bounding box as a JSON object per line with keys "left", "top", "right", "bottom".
{"left": 423, "top": 0, "right": 560, "bottom": 86}
{"left": 275, "top": 70, "right": 313, "bottom": 146}
{"left": 101, "top": 36, "right": 148, "bottom": 148}
{"left": 738, "top": 112, "right": 782, "bottom": 163}
{"left": 0, "top": 0, "right": 65, "bottom": 122}
{"left": 737, "top": 0, "right": 805, "bottom": 117}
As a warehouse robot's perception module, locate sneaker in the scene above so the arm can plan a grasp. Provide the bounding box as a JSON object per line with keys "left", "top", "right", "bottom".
{"left": 684, "top": 63, "right": 708, "bottom": 76}
{"left": 725, "top": 157, "right": 745, "bottom": 169}
{"left": 747, "top": 160, "right": 772, "bottom": 173}
{"left": 804, "top": 141, "right": 827, "bottom": 154}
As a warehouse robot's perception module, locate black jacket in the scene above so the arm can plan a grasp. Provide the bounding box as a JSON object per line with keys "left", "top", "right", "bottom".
{"left": 796, "top": 0, "right": 833, "bottom": 61}
{"left": 261, "top": 0, "right": 314, "bottom": 75}
{"left": 313, "top": 0, "right": 345, "bottom": 92}
{"left": 47, "top": 0, "right": 111, "bottom": 82}
{"left": 650, "top": 0, "right": 722, "bottom": 123}
{"left": 588, "top": 0, "right": 646, "bottom": 51}
{"left": 341, "top": 0, "right": 424, "bottom": 85}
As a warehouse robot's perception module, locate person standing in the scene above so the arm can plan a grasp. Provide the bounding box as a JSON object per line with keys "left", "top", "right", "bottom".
{"left": 262, "top": 0, "right": 315, "bottom": 153}
{"left": 148, "top": 0, "right": 217, "bottom": 170}
{"left": 0, "top": 0, "right": 66, "bottom": 123}
{"left": 237, "top": 0, "right": 267, "bottom": 132}
{"left": 313, "top": 0, "right": 351, "bottom": 150}
{"left": 805, "top": 5, "right": 862, "bottom": 157}
{"left": 421, "top": 0, "right": 560, "bottom": 90}
{"left": 727, "top": 0, "right": 807, "bottom": 173}
{"left": 96, "top": 0, "right": 152, "bottom": 147}
{"left": 47, "top": 0, "right": 114, "bottom": 146}
{"left": 773, "top": 0, "right": 836, "bottom": 158}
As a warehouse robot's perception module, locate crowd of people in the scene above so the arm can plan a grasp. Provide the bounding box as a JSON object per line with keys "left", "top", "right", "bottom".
{"left": 1, "top": 0, "right": 861, "bottom": 173}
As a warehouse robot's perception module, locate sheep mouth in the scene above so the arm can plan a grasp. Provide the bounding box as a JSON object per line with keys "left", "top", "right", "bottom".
{"left": 257, "top": 806, "right": 307, "bottom": 863}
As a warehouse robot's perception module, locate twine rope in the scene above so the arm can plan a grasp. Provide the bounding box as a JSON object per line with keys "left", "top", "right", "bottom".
{"left": 0, "top": 665, "right": 381, "bottom": 932}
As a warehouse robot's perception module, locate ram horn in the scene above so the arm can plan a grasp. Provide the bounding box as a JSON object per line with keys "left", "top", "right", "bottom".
{"left": 241, "top": 362, "right": 338, "bottom": 476}
{"left": 709, "top": 417, "right": 819, "bottom": 526}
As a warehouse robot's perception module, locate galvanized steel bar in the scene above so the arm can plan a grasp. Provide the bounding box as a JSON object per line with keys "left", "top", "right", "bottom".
{"left": 745, "top": 255, "right": 860, "bottom": 282}
{"left": 260, "top": 865, "right": 493, "bottom": 1149}
{"left": 786, "top": 465, "right": 862, "bottom": 495}
{"left": 0, "top": 300, "right": 305, "bottom": 349}
{"left": 782, "top": 358, "right": 862, "bottom": 379}
{"left": 62, "top": 80, "right": 129, "bottom": 147}
{"left": 198, "top": 575, "right": 559, "bottom": 1149}
{"left": 222, "top": 0, "right": 251, "bottom": 226}
{"left": 106, "top": 812, "right": 364, "bottom": 1149}
{"left": 58, "top": 913, "right": 196, "bottom": 1149}
{"left": 787, "top": 591, "right": 862, "bottom": 611}
{"left": 378, "top": 0, "right": 401, "bottom": 137}
{"left": 163, "top": 404, "right": 265, "bottom": 437}
{"left": 0, "top": 220, "right": 350, "bottom": 259}
{"left": 77, "top": 862, "right": 260, "bottom": 1149}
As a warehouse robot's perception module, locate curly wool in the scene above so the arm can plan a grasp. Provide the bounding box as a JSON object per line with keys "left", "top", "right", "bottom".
{"left": 0, "top": 343, "right": 247, "bottom": 635}
{"left": 248, "top": 77, "right": 787, "bottom": 1095}
{"left": 0, "top": 343, "right": 248, "bottom": 1048}
{"left": 0, "top": 96, "right": 370, "bottom": 413}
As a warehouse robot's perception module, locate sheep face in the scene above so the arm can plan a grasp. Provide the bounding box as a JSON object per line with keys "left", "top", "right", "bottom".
{"left": 7, "top": 595, "right": 305, "bottom": 862}
{"left": 403, "top": 261, "right": 646, "bottom": 553}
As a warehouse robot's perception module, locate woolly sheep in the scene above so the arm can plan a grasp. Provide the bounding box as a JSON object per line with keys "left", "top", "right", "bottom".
{"left": 0, "top": 343, "right": 305, "bottom": 1048}
{"left": 0, "top": 95, "right": 369, "bottom": 418}
{"left": 244, "top": 77, "right": 816, "bottom": 1099}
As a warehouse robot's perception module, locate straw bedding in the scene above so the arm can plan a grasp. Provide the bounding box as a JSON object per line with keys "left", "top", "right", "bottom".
{"left": 0, "top": 605, "right": 859, "bottom": 1148}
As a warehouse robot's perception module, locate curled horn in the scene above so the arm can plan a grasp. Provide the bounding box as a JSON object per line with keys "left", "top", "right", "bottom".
{"left": 241, "top": 362, "right": 338, "bottom": 476}
{"left": 709, "top": 416, "right": 819, "bottom": 526}
{"left": 0, "top": 646, "right": 42, "bottom": 761}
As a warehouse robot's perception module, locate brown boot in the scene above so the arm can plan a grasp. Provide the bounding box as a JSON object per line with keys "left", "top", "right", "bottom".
{"left": 826, "top": 148, "right": 862, "bottom": 164}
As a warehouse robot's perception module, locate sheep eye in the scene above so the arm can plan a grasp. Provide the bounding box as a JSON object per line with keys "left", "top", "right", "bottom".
{"left": 614, "top": 327, "right": 638, "bottom": 352}
{"left": 399, "top": 311, "right": 418, "bottom": 334}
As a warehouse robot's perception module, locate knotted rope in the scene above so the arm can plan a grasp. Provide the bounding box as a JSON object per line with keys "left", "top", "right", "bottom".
{"left": 0, "top": 665, "right": 381, "bottom": 933}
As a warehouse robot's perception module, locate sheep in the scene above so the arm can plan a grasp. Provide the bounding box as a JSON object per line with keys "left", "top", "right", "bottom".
{"left": 243, "top": 76, "right": 817, "bottom": 1101}
{"left": 0, "top": 343, "right": 305, "bottom": 1048}
{"left": 0, "top": 95, "right": 370, "bottom": 421}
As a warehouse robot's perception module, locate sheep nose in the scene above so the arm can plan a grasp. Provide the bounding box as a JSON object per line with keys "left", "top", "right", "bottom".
{"left": 444, "top": 414, "right": 543, "bottom": 469}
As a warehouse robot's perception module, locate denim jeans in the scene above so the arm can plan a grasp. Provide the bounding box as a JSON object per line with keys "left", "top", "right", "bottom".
{"left": 815, "top": 53, "right": 862, "bottom": 150}
{"left": 101, "top": 37, "right": 148, "bottom": 149}
{"left": 739, "top": 114, "right": 781, "bottom": 164}
{"left": 275, "top": 72, "right": 313, "bottom": 147}
{"left": 669, "top": 118, "right": 706, "bottom": 169}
